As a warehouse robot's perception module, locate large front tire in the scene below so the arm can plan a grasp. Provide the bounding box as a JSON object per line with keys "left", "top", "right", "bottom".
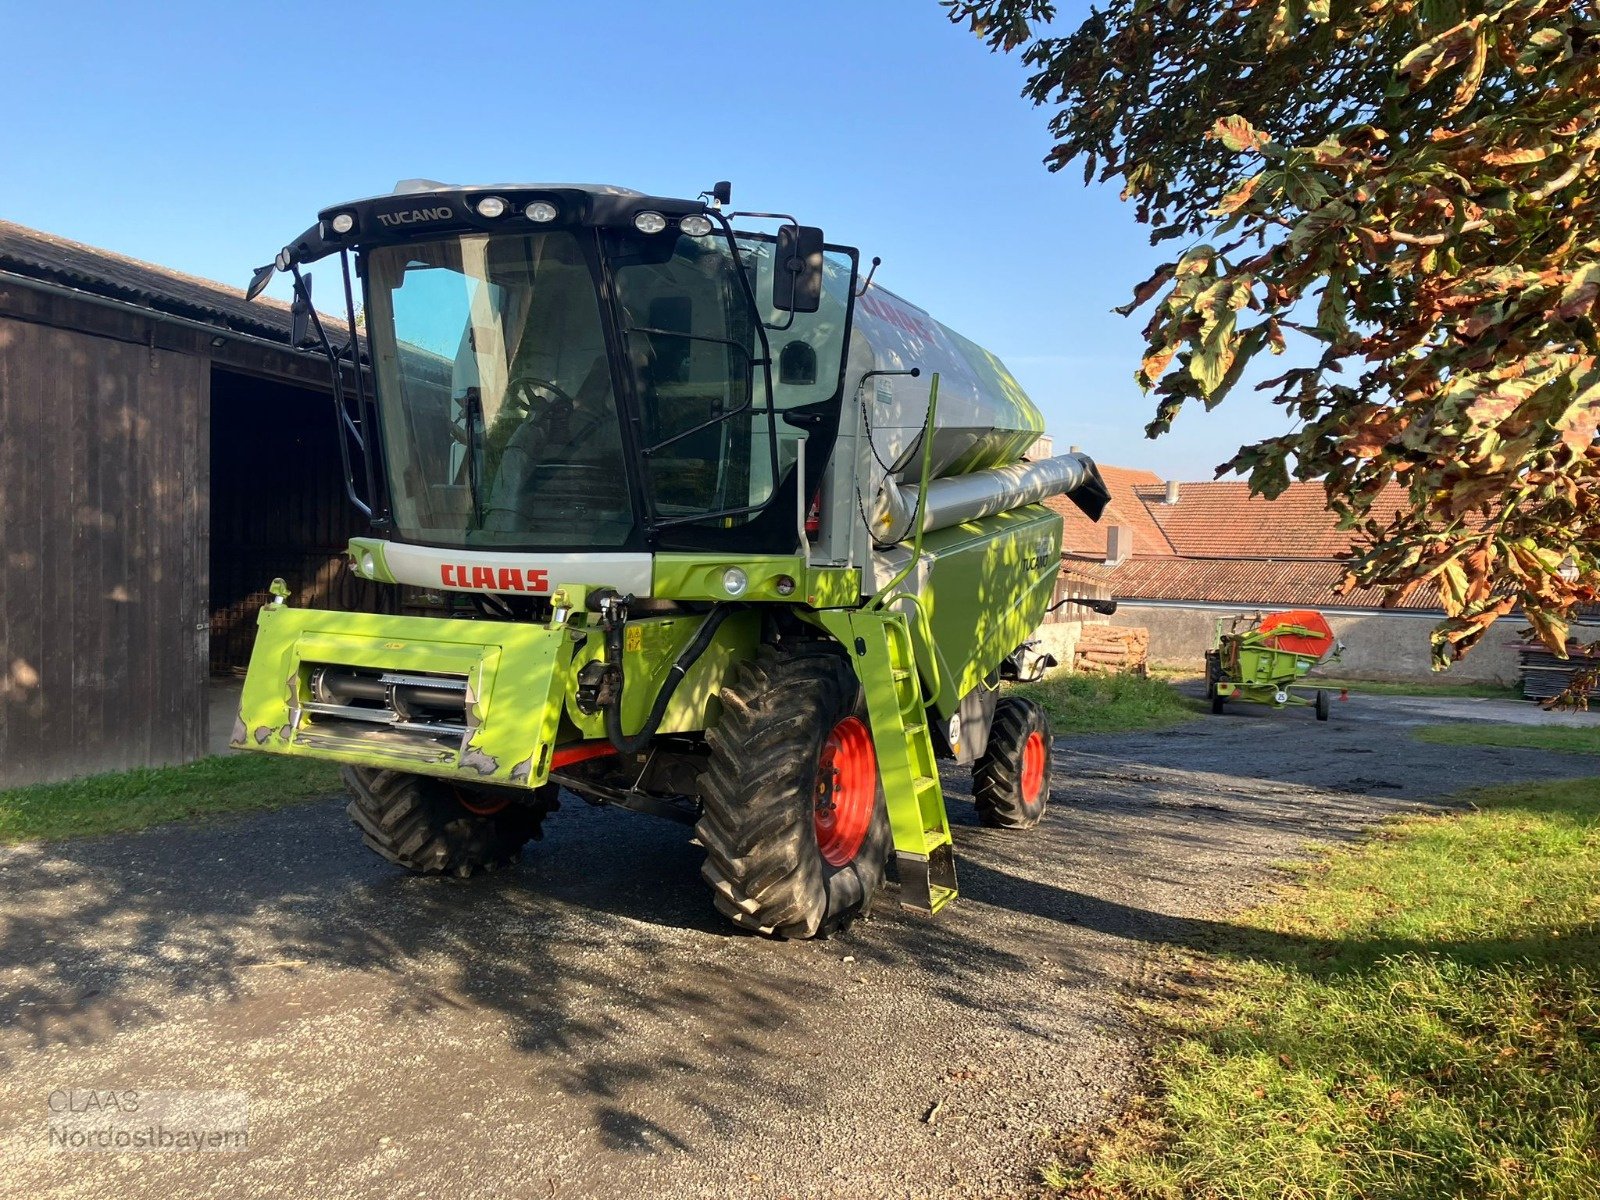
{"left": 697, "top": 648, "right": 891, "bottom": 938}
{"left": 345, "top": 767, "right": 552, "bottom": 877}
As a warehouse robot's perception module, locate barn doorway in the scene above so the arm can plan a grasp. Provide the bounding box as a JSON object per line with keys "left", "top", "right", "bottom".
{"left": 207, "top": 368, "right": 389, "bottom": 675}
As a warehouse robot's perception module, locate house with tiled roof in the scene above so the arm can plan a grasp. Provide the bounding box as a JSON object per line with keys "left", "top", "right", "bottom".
{"left": 1045, "top": 472, "right": 1520, "bottom": 684}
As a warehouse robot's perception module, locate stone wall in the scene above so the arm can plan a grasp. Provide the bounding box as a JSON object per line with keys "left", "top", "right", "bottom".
{"left": 1111, "top": 601, "right": 1524, "bottom": 684}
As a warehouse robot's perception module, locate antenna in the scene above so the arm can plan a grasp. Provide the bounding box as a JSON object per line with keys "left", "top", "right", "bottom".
{"left": 855, "top": 256, "right": 881, "bottom": 297}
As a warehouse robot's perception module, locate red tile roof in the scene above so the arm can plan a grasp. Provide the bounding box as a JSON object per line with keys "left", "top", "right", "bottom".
{"left": 1047, "top": 465, "right": 1431, "bottom": 610}
{"left": 1082, "top": 554, "right": 1442, "bottom": 611}
{"left": 1134, "top": 480, "right": 1410, "bottom": 559}
{"left": 1047, "top": 464, "right": 1173, "bottom": 558}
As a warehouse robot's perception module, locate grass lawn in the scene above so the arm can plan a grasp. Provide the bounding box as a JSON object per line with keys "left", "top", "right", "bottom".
{"left": 1051, "top": 777, "right": 1600, "bottom": 1198}
{"left": 0, "top": 755, "right": 344, "bottom": 843}
{"left": 1415, "top": 722, "right": 1600, "bottom": 755}
{"left": 1008, "top": 669, "right": 1202, "bottom": 736}
{"left": 1307, "top": 675, "right": 1522, "bottom": 700}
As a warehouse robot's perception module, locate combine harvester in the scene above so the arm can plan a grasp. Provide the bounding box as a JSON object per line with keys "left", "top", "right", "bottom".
{"left": 233, "top": 180, "right": 1109, "bottom": 937}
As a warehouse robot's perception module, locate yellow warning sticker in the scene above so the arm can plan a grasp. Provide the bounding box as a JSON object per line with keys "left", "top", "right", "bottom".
{"left": 624, "top": 625, "right": 644, "bottom": 653}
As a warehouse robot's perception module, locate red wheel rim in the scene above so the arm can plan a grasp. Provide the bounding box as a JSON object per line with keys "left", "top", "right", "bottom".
{"left": 814, "top": 716, "right": 876, "bottom": 867}
{"left": 1021, "top": 730, "right": 1047, "bottom": 805}
{"left": 457, "top": 789, "right": 511, "bottom": 816}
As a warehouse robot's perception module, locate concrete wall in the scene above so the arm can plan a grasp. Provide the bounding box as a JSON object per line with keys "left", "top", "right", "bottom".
{"left": 1112, "top": 601, "right": 1523, "bottom": 684}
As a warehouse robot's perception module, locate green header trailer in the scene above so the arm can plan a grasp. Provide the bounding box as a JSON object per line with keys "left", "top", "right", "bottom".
{"left": 232, "top": 179, "right": 1109, "bottom": 937}
{"left": 1205, "top": 609, "right": 1343, "bottom": 721}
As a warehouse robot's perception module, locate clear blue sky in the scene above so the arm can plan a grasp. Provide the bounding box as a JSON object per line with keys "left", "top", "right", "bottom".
{"left": 2, "top": 0, "right": 1282, "bottom": 480}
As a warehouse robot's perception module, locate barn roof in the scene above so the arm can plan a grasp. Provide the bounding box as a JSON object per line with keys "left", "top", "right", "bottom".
{"left": 0, "top": 219, "right": 341, "bottom": 343}
{"left": 1133, "top": 479, "right": 1411, "bottom": 559}
{"left": 1070, "top": 553, "right": 1443, "bottom": 611}
{"left": 1046, "top": 464, "right": 1174, "bottom": 558}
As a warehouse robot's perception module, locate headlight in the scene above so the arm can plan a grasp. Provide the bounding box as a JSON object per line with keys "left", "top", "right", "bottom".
{"left": 475, "top": 196, "right": 507, "bottom": 218}
{"left": 330, "top": 212, "right": 355, "bottom": 234}
{"left": 633, "top": 211, "right": 668, "bottom": 234}
{"left": 679, "top": 214, "right": 713, "bottom": 237}
{"left": 721, "top": 567, "right": 749, "bottom": 597}
{"left": 525, "top": 201, "right": 558, "bottom": 223}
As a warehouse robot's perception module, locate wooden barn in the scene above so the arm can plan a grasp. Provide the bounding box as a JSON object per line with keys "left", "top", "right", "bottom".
{"left": 0, "top": 222, "right": 390, "bottom": 787}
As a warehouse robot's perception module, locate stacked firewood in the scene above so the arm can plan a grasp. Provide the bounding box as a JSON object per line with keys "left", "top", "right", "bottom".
{"left": 1073, "top": 625, "right": 1150, "bottom": 676}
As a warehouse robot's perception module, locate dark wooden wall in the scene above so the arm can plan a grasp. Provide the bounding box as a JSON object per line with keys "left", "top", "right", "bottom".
{"left": 208, "top": 368, "right": 391, "bottom": 673}
{"left": 0, "top": 315, "right": 208, "bottom": 786}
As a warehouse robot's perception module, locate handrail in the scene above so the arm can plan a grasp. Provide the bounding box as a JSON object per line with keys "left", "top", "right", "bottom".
{"left": 876, "top": 587, "right": 945, "bottom": 707}
{"left": 868, "top": 372, "right": 940, "bottom": 611}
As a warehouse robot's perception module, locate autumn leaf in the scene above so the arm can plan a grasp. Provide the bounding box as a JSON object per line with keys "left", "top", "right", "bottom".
{"left": 1209, "top": 115, "right": 1271, "bottom": 155}
{"left": 1211, "top": 173, "right": 1263, "bottom": 216}
{"left": 1115, "top": 261, "right": 1178, "bottom": 316}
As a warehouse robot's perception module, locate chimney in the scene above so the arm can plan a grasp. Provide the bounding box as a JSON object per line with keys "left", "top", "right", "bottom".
{"left": 1105, "top": 524, "right": 1131, "bottom": 567}
{"left": 1163, "top": 479, "right": 1180, "bottom": 505}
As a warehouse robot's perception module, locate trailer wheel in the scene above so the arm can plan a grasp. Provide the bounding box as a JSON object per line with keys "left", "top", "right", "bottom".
{"left": 1315, "top": 688, "right": 1331, "bottom": 722}
{"left": 344, "top": 767, "right": 553, "bottom": 878}
{"left": 697, "top": 648, "right": 891, "bottom": 939}
{"left": 972, "top": 697, "right": 1052, "bottom": 829}
{"left": 1206, "top": 652, "right": 1227, "bottom": 715}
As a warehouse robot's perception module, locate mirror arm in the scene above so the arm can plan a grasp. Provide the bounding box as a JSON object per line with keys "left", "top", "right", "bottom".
{"left": 292, "top": 264, "right": 371, "bottom": 518}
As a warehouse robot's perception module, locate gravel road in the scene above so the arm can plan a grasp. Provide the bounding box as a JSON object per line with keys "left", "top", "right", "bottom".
{"left": 2, "top": 693, "right": 1595, "bottom": 1199}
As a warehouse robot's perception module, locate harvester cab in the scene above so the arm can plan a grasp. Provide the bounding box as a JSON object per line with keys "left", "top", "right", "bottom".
{"left": 234, "top": 179, "right": 1110, "bottom": 938}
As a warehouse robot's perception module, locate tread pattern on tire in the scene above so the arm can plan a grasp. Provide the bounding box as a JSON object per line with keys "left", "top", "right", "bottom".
{"left": 972, "top": 696, "right": 1051, "bottom": 829}
{"left": 696, "top": 647, "right": 891, "bottom": 939}
{"left": 344, "top": 767, "right": 548, "bottom": 878}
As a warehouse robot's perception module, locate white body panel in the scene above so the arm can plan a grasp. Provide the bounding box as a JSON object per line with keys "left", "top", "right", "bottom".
{"left": 378, "top": 542, "right": 654, "bottom": 597}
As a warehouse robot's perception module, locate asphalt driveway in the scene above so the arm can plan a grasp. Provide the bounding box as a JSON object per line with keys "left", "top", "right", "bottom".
{"left": 2, "top": 692, "right": 1595, "bottom": 1199}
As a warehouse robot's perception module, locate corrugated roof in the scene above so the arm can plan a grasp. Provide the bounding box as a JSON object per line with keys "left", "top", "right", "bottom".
{"left": 1134, "top": 479, "right": 1410, "bottom": 559}
{"left": 0, "top": 219, "right": 339, "bottom": 343}
{"left": 1080, "top": 554, "right": 1443, "bottom": 611}
{"left": 1047, "top": 463, "right": 1174, "bottom": 558}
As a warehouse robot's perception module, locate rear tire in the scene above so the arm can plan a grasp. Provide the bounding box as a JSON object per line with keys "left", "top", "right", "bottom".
{"left": 697, "top": 648, "right": 891, "bottom": 939}
{"left": 973, "top": 697, "right": 1052, "bottom": 829}
{"left": 344, "top": 767, "right": 553, "bottom": 877}
{"left": 1315, "top": 688, "right": 1331, "bottom": 721}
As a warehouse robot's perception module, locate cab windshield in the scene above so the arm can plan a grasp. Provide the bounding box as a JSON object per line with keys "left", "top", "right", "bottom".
{"left": 367, "top": 232, "right": 632, "bottom": 547}
{"left": 364, "top": 229, "right": 773, "bottom": 550}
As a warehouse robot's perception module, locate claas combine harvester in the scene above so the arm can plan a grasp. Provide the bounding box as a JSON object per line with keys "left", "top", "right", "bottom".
{"left": 233, "top": 180, "right": 1110, "bottom": 937}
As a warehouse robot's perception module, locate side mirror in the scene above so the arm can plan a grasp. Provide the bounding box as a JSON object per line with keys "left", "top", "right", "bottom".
{"left": 773, "top": 225, "right": 824, "bottom": 314}
{"left": 244, "top": 263, "right": 276, "bottom": 302}
{"left": 291, "top": 274, "right": 314, "bottom": 347}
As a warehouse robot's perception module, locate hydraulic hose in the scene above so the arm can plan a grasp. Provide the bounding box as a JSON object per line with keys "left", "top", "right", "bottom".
{"left": 603, "top": 602, "right": 739, "bottom": 756}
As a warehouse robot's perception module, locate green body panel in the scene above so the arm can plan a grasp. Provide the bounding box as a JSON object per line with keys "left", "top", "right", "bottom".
{"left": 346, "top": 537, "right": 397, "bottom": 583}
{"left": 233, "top": 601, "right": 754, "bottom": 786}
{"left": 234, "top": 604, "right": 572, "bottom": 786}
{"left": 895, "top": 504, "right": 1063, "bottom": 717}
{"left": 650, "top": 554, "right": 860, "bottom": 604}
{"left": 563, "top": 611, "right": 758, "bottom": 739}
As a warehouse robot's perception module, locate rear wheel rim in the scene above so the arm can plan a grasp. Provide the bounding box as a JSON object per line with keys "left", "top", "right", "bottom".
{"left": 456, "top": 789, "right": 511, "bottom": 816}
{"left": 814, "top": 716, "right": 876, "bottom": 867}
{"left": 1021, "top": 730, "right": 1047, "bottom": 806}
